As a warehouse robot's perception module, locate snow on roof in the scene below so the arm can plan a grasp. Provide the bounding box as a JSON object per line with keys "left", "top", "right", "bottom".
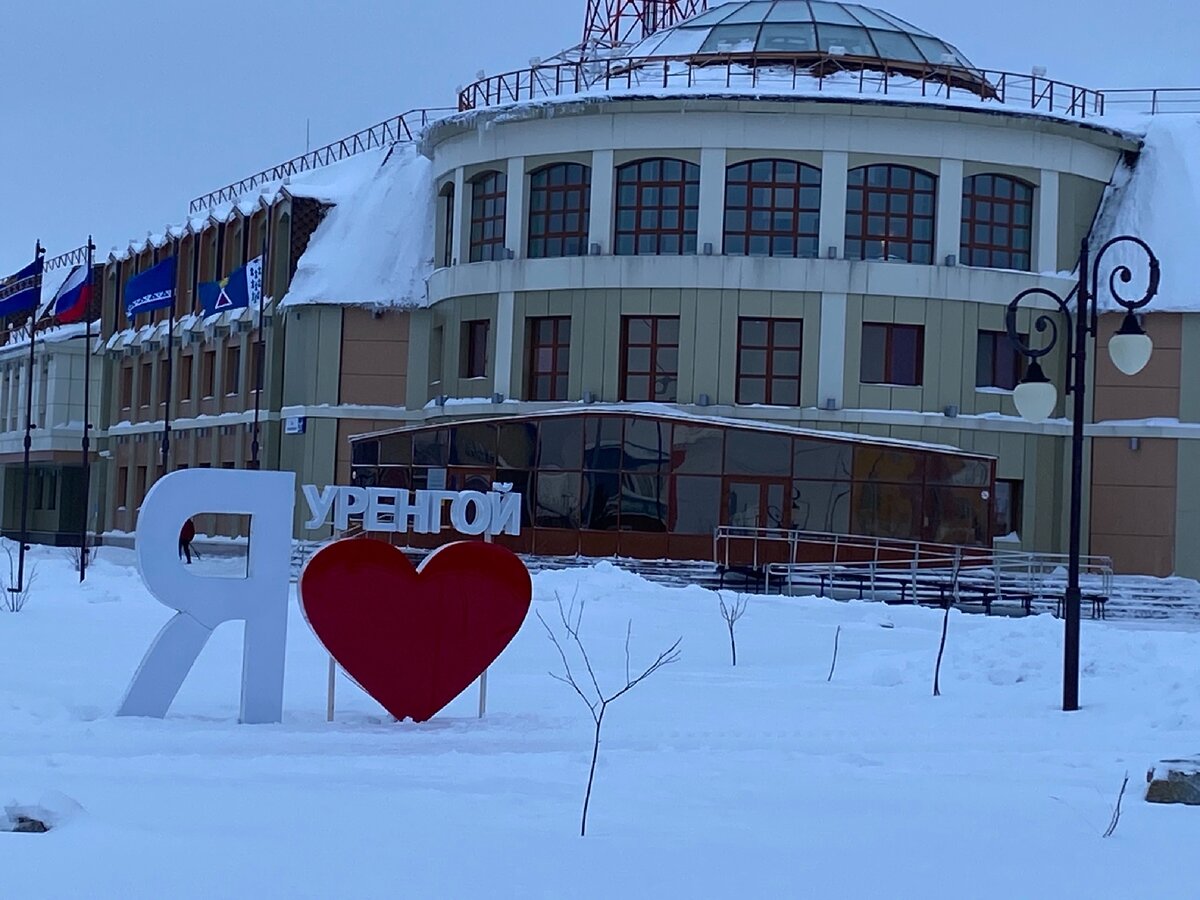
{"left": 280, "top": 144, "right": 434, "bottom": 310}
{"left": 1091, "top": 115, "right": 1200, "bottom": 313}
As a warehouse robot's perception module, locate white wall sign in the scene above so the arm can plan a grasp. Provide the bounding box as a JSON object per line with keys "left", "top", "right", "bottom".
{"left": 284, "top": 416, "right": 306, "bottom": 435}
{"left": 119, "top": 469, "right": 295, "bottom": 724}
{"left": 301, "top": 484, "right": 523, "bottom": 537}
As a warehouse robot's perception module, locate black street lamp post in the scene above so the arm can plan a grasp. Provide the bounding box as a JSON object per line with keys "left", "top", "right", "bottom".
{"left": 1006, "top": 236, "right": 1160, "bottom": 712}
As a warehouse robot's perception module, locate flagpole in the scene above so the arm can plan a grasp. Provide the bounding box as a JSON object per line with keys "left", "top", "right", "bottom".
{"left": 160, "top": 240, "right": 179, "bottom": 473}
{"left": 16, "top": 240, "right": 45, "bottom": 594}
{"left": 78, "top": 238, "right": 95, "bottom": 582}
{"left": 251, "top": 215, "right": 270, "bottom": 469}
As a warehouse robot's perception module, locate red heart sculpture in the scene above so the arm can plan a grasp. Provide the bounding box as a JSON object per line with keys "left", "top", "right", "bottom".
{"left": 298, "top": 539, "right": 532, "bottom": 722}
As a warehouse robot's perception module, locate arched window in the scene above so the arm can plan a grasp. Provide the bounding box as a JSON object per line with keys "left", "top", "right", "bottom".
{"left": 615, "top": 158, "right": 700, "bottom": 256}
{"left": 440, "top": 182, "right": 455, "bottom": 268}
{"left": 528, "top": 163, "right": 591, "bottom": 259}
{"left": 961, "top": 174, "right": 1034, "bottom": 270}
{"left": 469, "top": 171, "right": 507, "bottom": 262}
{"left": 725, "top": 160, "right": 821, "bottom": 258}
{"left": 845, "top": 165, "right": 936, "bottom": 264}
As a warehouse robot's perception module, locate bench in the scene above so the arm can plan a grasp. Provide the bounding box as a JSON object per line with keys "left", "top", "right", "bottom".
{"left": 1054, "top": 595, "right": 1109, "bottom": 619}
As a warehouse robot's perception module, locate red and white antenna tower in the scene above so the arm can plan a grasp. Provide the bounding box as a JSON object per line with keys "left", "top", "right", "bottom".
{"left": 582, "top": 0, "right": 708, "bottom": 50}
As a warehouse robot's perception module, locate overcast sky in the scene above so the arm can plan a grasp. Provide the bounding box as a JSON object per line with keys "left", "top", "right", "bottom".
{"left": 1, "top": 0, "right": 1194, "bottom": 273}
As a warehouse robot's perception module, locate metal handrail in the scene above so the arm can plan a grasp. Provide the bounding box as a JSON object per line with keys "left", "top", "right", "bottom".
{"left": 187, "top": 107, "right": 456, "bottom": 215}
{"left": 458, "top": 54, "right": 1108, "bottom": 119}
{"left": 1098, "top": 87, "right": 1200, "bottom": 115}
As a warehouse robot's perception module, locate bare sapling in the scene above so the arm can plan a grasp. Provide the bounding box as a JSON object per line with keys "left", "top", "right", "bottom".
{"left": 538, "top": 590, "right": 681, "bottom": 837}
{"left": 718, "top": 594, "right": 748, "bottom": 666}
{"left": 827, "top": 624, "right": 842, "bottom": 682}
{"left": 2, "top": 544, "right": 35, "bottom": 613}
{"left": 1102, "top": 772, "right": 1130, "bottom": 838}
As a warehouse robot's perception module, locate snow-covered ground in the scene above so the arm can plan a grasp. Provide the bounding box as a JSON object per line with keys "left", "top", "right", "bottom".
{"left": 2, "top": 545, "right": 1199, "bottom": 898}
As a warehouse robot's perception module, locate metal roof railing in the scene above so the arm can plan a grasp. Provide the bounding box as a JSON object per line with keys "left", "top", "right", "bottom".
{"left": 187, "top": 107, "right": 456, "bottom": 215}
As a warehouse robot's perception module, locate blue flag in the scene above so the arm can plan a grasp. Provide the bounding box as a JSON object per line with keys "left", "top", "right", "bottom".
{"left": 198, "top": 256, "right": 261, "bottom": 318}
{"left": 0, "top": 256, "right": 44, "bottom": 317}
{"left": 124, "top": 256, "right": 177, "bottom": 320}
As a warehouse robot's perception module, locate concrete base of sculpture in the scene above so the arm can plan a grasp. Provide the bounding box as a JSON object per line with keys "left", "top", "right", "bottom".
{"left": 1146, "top": 758, "right": 1200, "bottom": 805}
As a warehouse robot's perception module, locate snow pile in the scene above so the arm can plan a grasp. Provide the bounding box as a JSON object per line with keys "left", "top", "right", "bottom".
{"left": 1, "top": 545, "right": 1200, "bottom": 895}
{"left": 281, "top": 144, "right": 435, "bottom": 310}
{"left": 1092, "top": 115, "right": 1200, "bottom": 313}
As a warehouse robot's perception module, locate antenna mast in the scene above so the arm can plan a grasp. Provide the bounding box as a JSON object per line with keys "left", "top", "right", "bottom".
{"left": 581, "top": 0, "right": 707, "bottom": 52}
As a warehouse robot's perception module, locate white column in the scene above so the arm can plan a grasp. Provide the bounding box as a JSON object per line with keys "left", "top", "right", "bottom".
{"left": 817, "top": 292, "right": 847, "bottom": 409}
{"left": 493, "top": 291, "right": 516, "bottom": 399}
{"left": 936, "top": 158, "right": 964, "bottom": 266}
{"left": 451, "top": 167, "right": 466, "bottom": 265}
{"left": 505, "top": 156, "right": 526, "bottom": 259}
{"left": 588, "top": 149, "right": 615, "bottom": 254}
{"left": 697, "top": 147, "right": 727, "bottom": 254}
{"left": 1036, "top": 170, "right": 1061, "bottom": 273}
{"left": 818, "top": 150, "right": 848, "bottom": 260}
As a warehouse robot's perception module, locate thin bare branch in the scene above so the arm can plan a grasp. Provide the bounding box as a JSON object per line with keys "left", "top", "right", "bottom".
{"left": 608, "top": 637, "right": 682, "bottom": 704}
{"left": 625, "top": 620, "right": 632, "bottom": 686}
{"left": 538, "top": 610, "right": 598, "bottom": 719}
{"left": 1103, "top": 773, "right": 1130, "bottom": 838}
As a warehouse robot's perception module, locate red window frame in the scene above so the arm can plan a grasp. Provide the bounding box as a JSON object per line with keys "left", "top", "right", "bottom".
{"left": 724, "top": 160, "right": 821, "bottom": 258}
{"left": 961, "top": 174, "right": 1034, "bottom": 271}
{"left": 469, "top": 171, "right": 507, "bottom": 262}
{"left": 620, "top": 316, "right": 680, "bottom": 402}
{"left": 845, "top": 164, "right": 936, "bottom": 264}
{"left": 860, "top": 323, "right": 925, "bottom": 386}
{"left": 615, "top": 158, "right": 699, "bottom": 256}
{"left": 976, "top": 329, "right": 1027, "bottom": 390}
{"left": 527, "top": 316, "right": 571, "bottom": 401}
{"left": 528, "top": 163, "right": 591, "bottom": 259}
{"left": 736, "top": 318, "right": 804, "bottom": 405}
{"left": 462, "top": 319, "right": 490, "bottom": 379}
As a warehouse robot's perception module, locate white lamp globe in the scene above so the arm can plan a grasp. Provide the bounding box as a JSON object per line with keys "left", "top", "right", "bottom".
{"left": 1109, "top": 313, "right": 1153, "bottom": 376}
{"left": 1012, "top": 361, "right": 1058, "bottom": 423}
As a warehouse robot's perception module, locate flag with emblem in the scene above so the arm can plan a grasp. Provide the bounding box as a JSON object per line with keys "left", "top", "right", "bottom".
{"left": 0, "top": 256, "right": 44, "bottom": 317}
{"left": 198, "top": 256, "right": 261, "bottom": 318}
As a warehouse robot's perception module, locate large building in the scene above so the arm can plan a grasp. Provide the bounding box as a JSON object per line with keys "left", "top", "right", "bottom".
{"left": 64, "top": 1, "right": 1197, "bottom": 575}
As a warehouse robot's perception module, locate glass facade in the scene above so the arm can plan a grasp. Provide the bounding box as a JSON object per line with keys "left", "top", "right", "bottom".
{"left": 349, "top": 412, "right": 995, "bottom": 560}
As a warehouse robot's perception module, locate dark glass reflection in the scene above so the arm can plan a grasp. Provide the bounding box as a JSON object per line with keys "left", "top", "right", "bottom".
{"left": 791, "top": 480, "right": 852, "bottom": 533}
{"left": 624, "top": 418, "right": 670, "bottom": 472}
{"left": 793, "top": 440, "right": 853, "bottom": 480}
{"left": 672, "top": 426, "right": 724, "bottom": 474}
{"left": 926, "top": 486, "right": 988, "bottom": 544}
{"left": 379, "top": 433, "right": 412, "bottom": 466}
{"left": 352, "top": 440, "right": 380, "bottom": 466}
{"left": 621, "top": 473, "right": 668, "bottom": 531}
{"left": 851, "top": 482, "right": 922, "bottom": 539}
{"left": 451, "top": 423, "right": 497, "bottom": 467}
{"left": 725, "top": 430, "right": 791, "bottom": 477}
{"left": 583, "top": 471, "right": 621, "bottom": 530}
{"left": 584, "top": 416, "right": 624, "bottom": 471}
{"left": 412, "top": 429, "right": 449, "bottom": 466}
{"left": 671, "top": 475, "right": 721, "bottom": 535}
{"left": 538, "top": 417, "right": 583, "bottom": 470}
{"left": 497, "top": 421, "right": 536, "bottom": 468}
{"left": 535, "top": 471, "right": 581, "bottom": 528}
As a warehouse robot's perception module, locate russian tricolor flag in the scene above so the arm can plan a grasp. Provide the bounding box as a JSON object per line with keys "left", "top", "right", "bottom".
{"left": 53, "top": 265, "right": 92, "bottom": 324}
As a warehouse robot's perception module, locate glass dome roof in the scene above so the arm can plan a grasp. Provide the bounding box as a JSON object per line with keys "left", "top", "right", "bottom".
{"left": 629, "top": 1, "right": 975, "bottom": 70}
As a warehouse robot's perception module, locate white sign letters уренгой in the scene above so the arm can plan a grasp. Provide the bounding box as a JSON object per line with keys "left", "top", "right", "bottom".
{"left": 300, "top": 485, "right": 523, "bottom": 537}
{"left": 117, "top": 472, "right": 524, "bottom": 724}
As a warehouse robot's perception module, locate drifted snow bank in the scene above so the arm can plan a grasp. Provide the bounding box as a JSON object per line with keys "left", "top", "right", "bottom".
{"left": 281, "top": 144, "right": 435, "bottom": 309}
{"left": 1092, "top": 115, "right": 1200, "bottom": 313}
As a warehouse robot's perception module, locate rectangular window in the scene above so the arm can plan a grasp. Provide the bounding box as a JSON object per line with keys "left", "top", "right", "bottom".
{"left": 621, "top": 316, "right": 680, "bottom": 402}
{"left": 736, "top": 318, "right": 803, "bottom": 406}
{"left": 201, "top": 350, "right": 216, "bottom": 399}
{"left": 860, "top": 323, "right": 924, "bottom": 386}
{"left": 120, "top": 363, "right": 133, "bottom": 410}
{"left": 116, "top": 467, "right": 129, "bottom": 509}
{"left": 527, "top": 316, "right": 571, "bottom": 401}
{"left": 442, "top": 185, "right": 456, "bottom": 267}
{"left": 461, "top": 320, "right": 489, "bottom": 379}
{"left": 975, "top": 330, "right": 1025, "bottom": 390}
{"left": 995, "top": 478, "right": 1023, "bottom": 537}
{"left": 178, "top": 354, "right": 194, "bottom": 401}
{"left": 139, "top": 361, "right": 152, "bottom": 408}
{"left": 225, "top": 345, "right": 241, "bottom": 395}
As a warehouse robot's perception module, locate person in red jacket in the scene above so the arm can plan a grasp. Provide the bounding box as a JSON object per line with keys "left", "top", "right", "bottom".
{"left": 178, "top": 518, "right": 196, "bottom": 564}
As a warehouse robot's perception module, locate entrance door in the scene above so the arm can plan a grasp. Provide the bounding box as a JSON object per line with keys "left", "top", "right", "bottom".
{"left": 725, "top": 480, "right": 789, "bottom": 531}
